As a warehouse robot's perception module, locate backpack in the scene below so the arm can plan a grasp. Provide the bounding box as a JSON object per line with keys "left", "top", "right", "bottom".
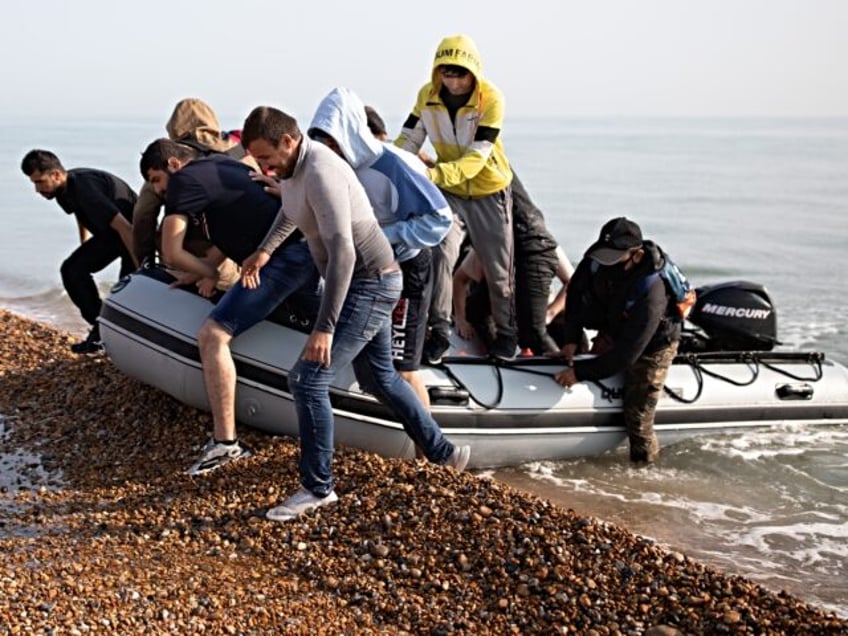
{"left": 651, "top": 250, "right": 697, "bottom": 320}
{"left": 618, "top": 247, "right": 696, "bottom": 321}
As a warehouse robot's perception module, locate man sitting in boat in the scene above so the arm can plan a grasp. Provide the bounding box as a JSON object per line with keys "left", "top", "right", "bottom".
{"left": 20, "top": 149, "right": 137, "bottom": 354}
{"left": 133, "top": 98, "right": 258, "bottom": 291}
{"left": 240, "top": 106, "right": 470, "bottom": 521}
{"left": 453, "top": 194, "right": 575, "bottom": 357}
{"left": 553, "top": 217, "right": 682, "bottom": 464}
{"left": 139, "top": 139, "right": 322, "bottom": 475}
{"left": 307, "top": 88, "right": 452, "bottom": 420}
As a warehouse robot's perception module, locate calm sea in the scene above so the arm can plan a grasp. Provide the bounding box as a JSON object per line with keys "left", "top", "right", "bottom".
{"left": 1, "top": 116, "right": 847, "bottom": 616}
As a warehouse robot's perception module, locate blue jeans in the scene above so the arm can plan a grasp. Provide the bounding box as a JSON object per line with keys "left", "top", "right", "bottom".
{"left": 210, "top": 241, "right": 320, "bottom": 336}
{"left": 290, "top": 270, "right": 455, "bottom": 496}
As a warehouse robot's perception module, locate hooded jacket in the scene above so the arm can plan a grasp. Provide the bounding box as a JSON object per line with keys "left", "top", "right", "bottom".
{"left": 310, "top": 88, "right": 451, "bottom": 262}
{"left": 133, "top": 99, "right": 259, "bottom": 262}
{"left": 395, "top": 34, "right": 513, "bottom": 198}
{"left": 166, "top": 98, "right": 239, "bottom": 153}
{"left": 561, "top": 241, "right": 682, "bottom": 381}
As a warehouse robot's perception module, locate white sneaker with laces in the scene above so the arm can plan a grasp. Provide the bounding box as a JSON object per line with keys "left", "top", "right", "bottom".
{"left": 187, "top": 439, "right": 253, "bottom": 475}
{"left": 266, "top": 487, "right": 339, "bottom": 522}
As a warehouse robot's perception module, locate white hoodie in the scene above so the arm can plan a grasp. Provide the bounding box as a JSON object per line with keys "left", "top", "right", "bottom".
{"left": 309, "top": 87, "right": 452, "bottom": 262}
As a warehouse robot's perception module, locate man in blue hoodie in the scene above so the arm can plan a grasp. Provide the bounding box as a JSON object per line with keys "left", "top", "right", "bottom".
{"left": 307, "top": 88, "right": 452, "bottom": 412}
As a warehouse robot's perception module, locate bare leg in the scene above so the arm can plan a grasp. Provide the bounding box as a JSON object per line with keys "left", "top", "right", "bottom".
{"left": 197, "top": 318, "right": 237, "bottom": 441}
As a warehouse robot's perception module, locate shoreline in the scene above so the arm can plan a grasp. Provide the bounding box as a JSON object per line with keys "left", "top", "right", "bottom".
{"left": 1, "top": 309, "right": 846, "bottom": 634}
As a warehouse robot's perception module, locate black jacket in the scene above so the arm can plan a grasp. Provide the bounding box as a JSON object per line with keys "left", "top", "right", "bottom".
{"left": 562, "top": 240, "right": 681, "bottom": 381}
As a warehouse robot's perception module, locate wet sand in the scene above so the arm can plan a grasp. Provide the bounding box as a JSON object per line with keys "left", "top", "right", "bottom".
{"left": 1, "top": 309, "right": 845, "bottom": 635}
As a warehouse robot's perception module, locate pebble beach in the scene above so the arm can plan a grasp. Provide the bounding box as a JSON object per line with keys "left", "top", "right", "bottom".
{"left": 1, "top": 309, "right": 846, "bottom": 635}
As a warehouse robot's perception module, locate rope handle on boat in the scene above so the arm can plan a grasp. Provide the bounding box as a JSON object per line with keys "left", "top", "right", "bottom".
{"left": 436, "top": 349, "right": 827, "bottom": 408}
{"left": 758, "top": 356, "right": 823, "bottom": 382}
{"left": 437, "top": 359, "right": 506, "bottom": 410}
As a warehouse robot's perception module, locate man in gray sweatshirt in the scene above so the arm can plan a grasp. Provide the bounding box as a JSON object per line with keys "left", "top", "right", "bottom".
{"left": 240, "top": 106, "right": 470, "bottom": 521}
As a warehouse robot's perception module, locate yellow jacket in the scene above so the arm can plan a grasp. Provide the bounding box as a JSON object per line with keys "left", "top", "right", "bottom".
{"left": 395, "top": 34, "right": 512, "bottom": 198}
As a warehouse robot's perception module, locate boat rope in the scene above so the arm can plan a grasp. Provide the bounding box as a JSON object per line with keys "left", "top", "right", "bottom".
{"left": 758, "top": 355, "right": 824, "bottom": 382}
{"left": 436, "top": 358, "right": 507, "bottom": 410}
{"left": 437, "top": 350, "right": 827, "bottom": 407}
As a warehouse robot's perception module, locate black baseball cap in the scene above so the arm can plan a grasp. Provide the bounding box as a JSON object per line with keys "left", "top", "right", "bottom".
{"left": 586, "top": 217, "right": 643, "bottom": 265}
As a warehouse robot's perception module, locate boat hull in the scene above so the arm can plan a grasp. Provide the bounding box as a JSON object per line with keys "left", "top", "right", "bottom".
{"left": 99, "top": 272, "right": 848, "bottom": 468}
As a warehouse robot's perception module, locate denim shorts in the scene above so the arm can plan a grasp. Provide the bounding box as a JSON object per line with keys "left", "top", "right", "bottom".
{"left": 209, "top": 241, "right": 320, "bottom": 337}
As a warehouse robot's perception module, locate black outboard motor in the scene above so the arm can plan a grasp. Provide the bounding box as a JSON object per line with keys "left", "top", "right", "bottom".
{"left": 681, "top": 281, "right": 779, "bottom": 352}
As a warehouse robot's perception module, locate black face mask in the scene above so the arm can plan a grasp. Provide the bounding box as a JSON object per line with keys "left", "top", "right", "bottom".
{"left": 603, "top": 261, "right": 631, "bottom": 281}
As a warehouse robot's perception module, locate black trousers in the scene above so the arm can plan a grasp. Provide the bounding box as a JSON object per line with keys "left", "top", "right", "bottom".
{"left": 515, "top": 255, "right": 559, "bottom": 354}
{"left": 60, "top": 235, "right": 134, "bottom": 325}
{"left": 466, "top": 252, "right": 559, "bottom": 355}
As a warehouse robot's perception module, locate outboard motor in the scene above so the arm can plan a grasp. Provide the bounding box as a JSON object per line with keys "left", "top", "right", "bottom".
{"left": 681, "top": 281, "right": 779, "bottom": 352}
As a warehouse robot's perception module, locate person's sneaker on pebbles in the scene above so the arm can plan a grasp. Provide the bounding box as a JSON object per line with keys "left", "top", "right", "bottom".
{"left": 71, "top": 325, "right": 104, "bottom": 354}
{"left": 187, "top": 439, "right": 253, "bottom": 475}
{"left": 266, "top": 487, "right": 339, "bottom": 522}
{"left": 444, "top": 444, "right": 471, "bottom": 471}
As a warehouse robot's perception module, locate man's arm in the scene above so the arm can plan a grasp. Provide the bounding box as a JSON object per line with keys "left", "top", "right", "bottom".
{"left": 241, "top": 206, "right": 297, "bottom": 289}
{"left": 547, "top": 247, "right": 575, "bottom": 324}
{"left": 76, "top": 219, "right": 91, "bottom": 245}
{"left": 453, "top": 250, "right": 482, "bottom": 340}
{"left": 132, "top": 182, "right": 163, "bottom": 264}
{"left": 109, "top": 213, "right": 139, "bottom": 268}
{"left": 161, "top": 214, "right": 218, "bottom": 279}
{"left": 394, "top": 95, "right": 428, "bottom": 155}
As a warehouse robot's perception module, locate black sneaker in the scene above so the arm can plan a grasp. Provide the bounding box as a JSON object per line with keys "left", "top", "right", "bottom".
{"left": 489, "top": 335, "right": 517, "bottom": 362}
{"left": 422, "top": 332, "right": 451, "bottom": 365}
{"left": 70, "top": 326, "right": 104, "bottom": 354}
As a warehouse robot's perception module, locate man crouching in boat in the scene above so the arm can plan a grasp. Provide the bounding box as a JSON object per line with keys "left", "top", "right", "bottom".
{"left": 553, "top": 218, "right": 681, "bottom": 464}
{"left": 139, "top": 139, "right": 322, "bottom": 474}
{"left": 240, "top": 106, "right": 470, "bottom": 522}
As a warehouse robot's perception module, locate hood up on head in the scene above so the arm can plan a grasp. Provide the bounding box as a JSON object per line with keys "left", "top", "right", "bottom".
{"left": 309, "top": 87, "right": 383, "bottom": 169}
{"left": 430, "top": 33, "right": 483, "bottom": 87}
{"left": 165, "top": 98, "right": 235, "bottom": 153}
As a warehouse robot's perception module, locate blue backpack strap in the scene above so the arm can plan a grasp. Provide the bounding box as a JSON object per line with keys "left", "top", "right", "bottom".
{"left": 624, "top": 271, "right": 660, "bottom": 312}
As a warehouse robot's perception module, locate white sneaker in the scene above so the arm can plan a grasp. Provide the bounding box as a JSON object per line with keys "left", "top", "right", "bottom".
{"left": 187, "top": 439, "right": 253, "bottom": 475}
{"left": 266, "top": 487, "right": 339, "bottom": 522}
{"left": 445, "top": 445, "right": 471, "bottom": 472}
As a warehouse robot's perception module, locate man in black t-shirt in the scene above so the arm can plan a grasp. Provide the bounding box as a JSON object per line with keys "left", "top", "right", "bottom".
{"left": 21, "top": 149, "right": 137, "bottom": 354}
{"left": 139, "top": 138, "right": 321, "bottom": 475}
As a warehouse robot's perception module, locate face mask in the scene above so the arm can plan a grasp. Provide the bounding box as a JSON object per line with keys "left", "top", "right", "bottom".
{"left": 603, "top": 261, "right": 631, "bottom": 280}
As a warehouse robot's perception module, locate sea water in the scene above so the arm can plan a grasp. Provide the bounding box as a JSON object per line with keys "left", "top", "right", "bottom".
{"left": 1, "top": 116, "right": 846, "bottom": 615}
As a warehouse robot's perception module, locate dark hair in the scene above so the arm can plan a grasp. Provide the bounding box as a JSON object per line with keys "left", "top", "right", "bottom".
{"left": 139, "top": 138, "right": 199, "bottom": 179}
{"left": 364, "top": 106, "right": 387, "bottom": 138}
{"left": 241, "top": 106, "right": 301, "bottom": 148}
{"left": 21, "top": 149, "right": 64, "bottom": 176}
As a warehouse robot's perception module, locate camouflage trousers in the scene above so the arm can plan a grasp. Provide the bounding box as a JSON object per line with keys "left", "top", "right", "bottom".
{"left": 622, "top": 340, "right": 679, "bottom": 463}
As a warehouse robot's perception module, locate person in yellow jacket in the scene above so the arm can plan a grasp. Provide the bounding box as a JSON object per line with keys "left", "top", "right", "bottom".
{"left": 396, "top": 34, "right": 517, "bottom": 362}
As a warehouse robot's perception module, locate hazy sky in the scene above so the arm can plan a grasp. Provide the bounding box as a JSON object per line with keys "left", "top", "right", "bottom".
{"left": 3, "top": 0, "right": 846, "bottom": 123}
